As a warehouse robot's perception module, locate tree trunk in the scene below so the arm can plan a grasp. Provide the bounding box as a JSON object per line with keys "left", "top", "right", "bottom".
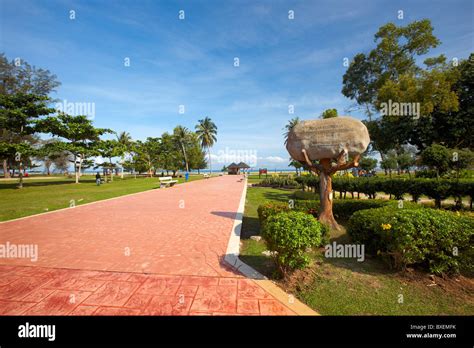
{"left": 181, "top": 145, "right": 189, "bottom": 172}
{"left": 208, "top": 147, "right": 212, "bottom": 176}
{"left": 75, "top": 155, "right": 80, "bottom": 184}
{"left": 110, "top": 161, "right": 114, "bottom": 182}
{"left": 317, "top": 159, "right": 341, "bottom": 231}
{"left": 3, "top": 159, "right": 10, "bottom": 178}
{"left": 17, "top": 162, "right": 23, "bottom": 189}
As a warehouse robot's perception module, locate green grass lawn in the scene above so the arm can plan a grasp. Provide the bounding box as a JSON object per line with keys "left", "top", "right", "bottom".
{"left": 0, "top": 174, "right": 202, "bottom": 221}
{"left": 240, "top": 186, "right": 474, "bottom": 315}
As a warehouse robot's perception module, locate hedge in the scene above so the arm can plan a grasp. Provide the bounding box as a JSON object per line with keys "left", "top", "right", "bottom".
{"left": 295, "top": 176, "right": 474, "bottom": 208}
{"left": 257, "top": 199, "right": 424, "bottom": 225}
{"left": 262, "top": 211, "right": 325, "bottom": 275}
{"left": 255, "top": 176, "right": 300, "bottom": 188}
{"left": 347, "top": 207, "right": 474, "bottom": 274}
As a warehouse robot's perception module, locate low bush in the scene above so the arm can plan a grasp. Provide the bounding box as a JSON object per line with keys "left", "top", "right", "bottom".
{"left": 256, "top": 176, "right": 300, "bottom": 188}
{"left": 257, "top": 202, "right": 290, "bottom": 226}
{"left": 262, "top": 211, "right": 324, "bottom": 275}
{"left": 415, "top": 169, "right": 438, "bottom": 178}
{"left": 348, "top": 207, "right": 474, "bottom": 275}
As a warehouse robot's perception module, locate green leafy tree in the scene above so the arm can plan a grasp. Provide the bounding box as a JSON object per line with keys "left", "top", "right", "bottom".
{"left": 195, "top": 117, "right": 217, "bottom": 175}
{"left": 412, "top": 54, "right": 474, "bottom": 149}
{"left": 0, "top": 54, "right": 60, "bottom": 178}
{"left": 133, "top": 137, "right": 161, "bottom": 177}
{"left": 359, "top": 156, "right": 377, "bottom": 172}
{"left": 380, "top": 151, "right": 398, "bottom": 178}
{"left": 283, "top": 117, "right": 299, "bottom": 145}
{"left": 0, "top": 93, "right": 55, "bottom": 187}
{"left": 321, "top": 109, "right": 338, "bottom": 119}
{"left": 158, "top": 132, "right": 180, "bottom": 175}
{"left": 173, "top": 126, "right": 191, "bottom": 172}
{"left": 397, "top": 151, "right": 416, "bottom": 177}
{"left": 116, "top": 131, "right": 133, "bottom": 178}
{"left": 342, "top": 20, "right": 440, "bottom": 115}
{"left": 342, "top": 20, "right": 461, "bottom": 156}
{"left": 95, "top": 139, "right": 124, "bottom": 182}
{"left": 288, "top": 159, "right": 303, "bottom": 175}
{"left": 0, "top": 54, "right": 60, "bottom": 96}
{"left": 36, "top": 113, "right": 111, "bottom": 183}
{"left": 420, "top": 144, "right": 451, "bottom": 179}
{"left": 187, "top": 133, "right": 207, "bottom": 174}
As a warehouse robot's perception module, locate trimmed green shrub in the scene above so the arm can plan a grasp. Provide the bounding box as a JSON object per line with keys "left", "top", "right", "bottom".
{"left": 256, "top": 177, "right": 300, "bottom": 188}
{"left": 262, "top": 211, "right": 324, "bottom": 275}
{"left": 348, "top": 207, "right": 474, "bottom": 274}
{"left": 257, "top": 202, "right": 290, "bottom": 226}
{"left": 295, "top": 176, "right": 474, "bottom": 209}
{"left": 415, "top": 169, "right": 438, "bottom": 178}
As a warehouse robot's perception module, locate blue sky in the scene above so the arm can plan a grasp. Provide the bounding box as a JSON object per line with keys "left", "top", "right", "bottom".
{"left": 1, "top": 0, "right": 473, "bottom": 169}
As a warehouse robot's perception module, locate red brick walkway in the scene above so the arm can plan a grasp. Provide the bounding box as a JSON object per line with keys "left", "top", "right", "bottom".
{"left": 0, "top": 176, "right": 295, "bottom": 315}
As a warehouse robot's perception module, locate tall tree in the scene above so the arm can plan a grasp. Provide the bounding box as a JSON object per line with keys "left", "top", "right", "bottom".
{"left": 411, "top": 54, "right": 474, "bottom": 149}
{"left": 342, "top": 20, "right": 460, "bottom": 155}
{"left": 173, "top": 126, "right": 191, "bottom": 172}
{"left": 0, "top": 93, "right": 55, "bottom": 187}
{"left": 36, "top": 113, "right": 111, "bottom": 183}
{"left": 342, "top": 20, "right": 440, "bottom": 116}
{"left": 188, "top": 134, "right": 207, "bottom": 174}
{"left": 133, "top": 138, "right": 161, "bottom": 177}
{"left": 321, "top": 109, "right": 338, "bottom": 119}
{"left": 0, "top": 54, "right": 60, "bottom": 178}
{"left": 283, "top": 117, "right": 300, "bottom": 145}
{"left": 288, "top": 159, "right": 303, "bottom": 175}
{"left": 195, "top": 117, "right": 217, "bottom": 176}
{"left": 116, "top": 131, "right": 132, "bottom": 178}
{"left": 95, "top": 139, "right": 124, "bottom": 182}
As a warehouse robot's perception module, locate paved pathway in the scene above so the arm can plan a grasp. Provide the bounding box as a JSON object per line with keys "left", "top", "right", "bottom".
{"left": 0, "top": 176, "right": 296, "bottom": 315}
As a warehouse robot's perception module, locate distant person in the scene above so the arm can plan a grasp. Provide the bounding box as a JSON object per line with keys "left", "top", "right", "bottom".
{"left": 95, "top": 172, "right": 101, "bottom": 186}
{"left": 185, "top": 172, "right": 189, "bottom": 181}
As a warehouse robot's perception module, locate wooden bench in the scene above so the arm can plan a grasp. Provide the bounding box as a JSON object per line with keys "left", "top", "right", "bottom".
{"left": 159, "top": 176, "right": 178, "bottom": 188}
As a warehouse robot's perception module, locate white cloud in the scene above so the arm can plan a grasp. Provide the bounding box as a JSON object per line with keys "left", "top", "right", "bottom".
{"left": 261, "top": 156, "right": 287, "bottom": 163}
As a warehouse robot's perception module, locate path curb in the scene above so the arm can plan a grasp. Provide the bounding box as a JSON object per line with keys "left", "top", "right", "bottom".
{"left": 224, "top": 177, "right": 319, "bottom": 316}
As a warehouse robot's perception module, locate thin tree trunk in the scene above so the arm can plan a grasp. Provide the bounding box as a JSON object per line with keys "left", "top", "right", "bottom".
{"left": 3, "top": 159, "right": 10, "bottom": 178}
{"left": 181, "top": 144, "right": 189, "bottom": 172}
{"left": 110, "top": 160, "right": 114, "bottom": 182}
{"left": 317, "top": 159, "right": 341, "bottom": 231}
{"left": 208, "top": 147, "right": 212, "bottom": 176}
{"left": 17, "top": 161, "right": 23, "bottom": 188}
{"left": 75, "top": 155, "right": 79, "bottom": 184}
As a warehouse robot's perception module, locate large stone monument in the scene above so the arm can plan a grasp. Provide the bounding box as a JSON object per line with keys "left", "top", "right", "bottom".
{"left": 286, "top": 116, "right": 370, "bottom": 230}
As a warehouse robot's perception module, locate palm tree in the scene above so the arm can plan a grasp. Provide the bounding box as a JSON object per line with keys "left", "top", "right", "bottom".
{"left": 173, "top": 126, "right": 191, "bottom": 172}
{"left": 195, "top": 117, "right": 217, "bottom": 176}
{"left": 117, "top": 131, "right": 132, "bottom": 178}
{"left": 283, "top": 117, "right": 300, "bottom": 145}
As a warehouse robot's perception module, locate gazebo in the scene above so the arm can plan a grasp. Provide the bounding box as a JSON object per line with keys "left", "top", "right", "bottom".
{"left": 237, "top": 162, "right": 250, "bottom": 173}
{"left": 227, "top": 162, "right": 250, "bottom": 175}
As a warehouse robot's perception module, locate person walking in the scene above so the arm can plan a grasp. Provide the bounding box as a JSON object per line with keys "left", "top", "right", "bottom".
{"left": 96, "top": 172, "right": 101, "bottom": 186}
